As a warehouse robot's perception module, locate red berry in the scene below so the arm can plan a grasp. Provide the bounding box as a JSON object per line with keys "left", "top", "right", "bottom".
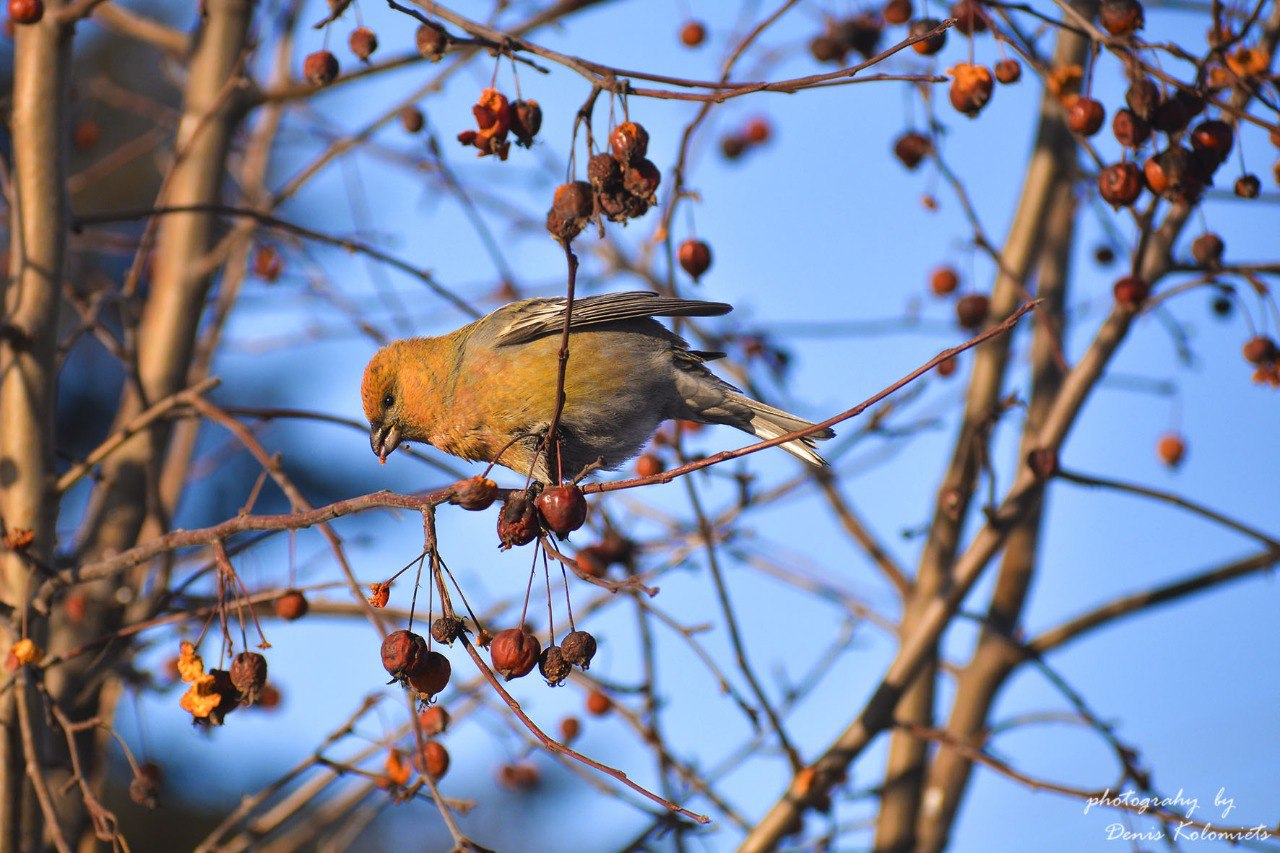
{"left": 303, "top": 50, "right": 339, "bottom": 87}
{"left": 558, "top": 716, "right": 581, "bottom": 743}
{"left": 951, "top": 0, "right": 989, "bottom": 35}
{"left": 1190, "top": 119, "right": 1233, "bottom": 162}
{"left": 536, "top": 485, "right": 588, "bottom": 537}
{"left": 893, "top": 131, "right": 931, "bottom": 169}
{"left": 609, "top": 122, "right": 649, "bottom": 164}
{"left": 415, "top": 22, "right": 448, "bottom": 61}
{"left": 274, "top": 589, "right": 308, "bottom": 621}
{"left": 1066, "top": 97, "right": 1106, "bottom": 136}
{"left": 416, "top": 741, "right": 449, "bottom": 780}
{"left": 744, "top": 116, "right": 772, "bottom": 145}
{"left": 348, "top": 27, "right": 377, "bottom": 62}
{"left": 400, "top": 107, "right": 425, "bottom": 133}
{"left": 930, "top": 266, "right": 960, "bottom": 296}
{"left": 1156, "top": 433, "right": 1186, "bottom": 468}
{"left": 956, "top": 293, "right": 990, "bottom": 330}
{"left": 948, "top": 64, "right": 994, "bottom": 118}
{"left": 1191, "top": 232, "right": 1224, "bottom": 267}
{"left": 679, "top": 20, "right": 706, "bottom": 47}
{"left": 909, "top": 18, "right": 946, "bottom": 55}
{"left": 490, "top": 628, "right": 541, "bottom": 680}
{"left": 1242, "top": 336, "right": 1278, "bottom": 365}
{"left": 7, "top": 0, "right": 42, "bottom": 25}
{"left": 1234, "top": 174, "right": 1260, "bottom": 198}
{"left": 634, "top": 452, "right": 663, "bottom": 478}
{"left": 418, "top": 705, "right": 450, "bottom": 735}
{"left": 451, "top": 475, "right": 497, "bottom": 511}
{"left": 381, "top": 630, "right": 429, "bottom": 682}
{"left": 883, "top": 0, "right": 913, "bottom": 26}
{"left": 1112, "top": 108, "right": 1151, "bottom": 148}
{"left": 994, "top": 59, "right": 1022, "bottom": 84}
{"left": 72, "top": 118, "right": 101, "bottom": 152}
{"left": 1112, "top": 275, "right": 1149, "bottom": 308}
{"left": 407, "top": 650, "right": 451, "bottom": 698}
{"left": 936, "top": 356, "right": 959, "bottom": 378}
{"left": 1098, "top": 162, "right": 1144, "bottom": 207}
{"left": 678, "top": 239, "right": 713, "bottom": 280}
{"left": 1099, "top": 0, "right": 1144, "bottom": 36}
{"left": 497, "top": 492, "right": 540, "bottom": 549}
{"left": 585, "top": 689, "right": 612, "bottom": 715}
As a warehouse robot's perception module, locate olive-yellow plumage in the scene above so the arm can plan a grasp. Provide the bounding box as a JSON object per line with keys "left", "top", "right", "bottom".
{"left": 361, "top": 291, "right": 832, "bottom": 481}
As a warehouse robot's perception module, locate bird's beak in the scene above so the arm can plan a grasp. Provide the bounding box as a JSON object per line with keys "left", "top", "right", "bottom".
{"left": 370, "top": 422, "right": 402, "bottom": 465}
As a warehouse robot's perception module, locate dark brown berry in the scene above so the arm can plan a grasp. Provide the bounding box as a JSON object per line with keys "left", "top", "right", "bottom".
{"left": 1156, "top": 433, "right": 1186, "bottom": 468}
{"left": 836, "top": 14, "right": 882, "bottom": 60}
{"left": 252, "top": 245, "right": 283, "bottom": 282}
{"left": 381, "top": 630, "right": 429, "bottom": 682}
{"left": 348, "top": 27, "right": 377, "bottom": 62}
{"left": 408, "top": 650, "right": 451, "bottom": 698}
{"left": 1243, "top": 336, "right": 1278, "bottom": 365}
{"left": 994, "top": 59, "right": 1022, "bottom": 84}
{"left": 609, "top": 122, "right": 649, "bottom": 164}
{"left": 883, "top": 0, "right": 913, "bottom": 25}
{"left": 536, "top": 484, "right": 588, "bottom": 537}
{"left": 451, "top": 475, "right": 498, "bottom": 511}
{"left": 1144, "top": 147, "right": 1201, "bottom": 203}
{"left": 1112, "top": 108, "right": 1151, "bottom": 148}
{"left": 431, "top": 615, "right": 465, "bottom": 645}
{"left": 678, "top": 239, "right": 712, "bottom": 280}
{"left": 623, "top": 158, "right": 662, "bottom": 202}
{"left": 490, "top": 627, "right": 541, "bottom": 680}
{"left": 1211, "top": 294, "right": 1233, "bottom": 318}
{"left": 1153, "top": 90, "right": 1202, "bottom": 133}
{"left": 1233, "top": 174, "right": 1260, "bottom": 198}
{"left": 679, "top": 19, "right": 706, "bottom": 47}
{"left": 587, "top": 153, "right": 621, "bottom": 190}
{"left": 415, "top": 22, "right": 448, "bottom": 61}
{"left": 497, "top": 492, "right": 540, "bottom": 549}
{"left": 951, "top": 0, "right": 989, "bottom": 35}
{"left": 399, "top": 106, "right": 425, "bottom": 133}
{"left": 303, "top": 51, "right": 339, "bottom": 87}
{"left": 1066, "top": 97, "right": 1105, "bottom": 136}
{"left": 1100, "top": 0, "right": 1144, "bottom": 37}
{"left": 956, "top": 293, "right": 990, "bottom": 330}
{"left": 274, "top": 589, "right": 308, "bottom": 621}
{"left": 930, "top": 266, "right": 959, "bottom": 296}
{"left": 538, "top": 646, "right": 571, "bottom": 686}
{"left": 809, "top": 34, "right": 844, "bottom": 64}
{"left": 576, "top": 545, "right": 609, "bottom": 578}
{"left": 1098, "top": 161, "right": 1144, "bottom": 207}
{"left": 909, "top": 18, "right": 946, "bottom": 55}
{"left": 721, "top": 134, "right": 747, "bottom": 160}
{"left": 594, "top": 531, "right": 635, "bottom": 565}
{"left": 511, "top": 100, "right": 542, "bottom": 148}
{"left": 498, "top": 762, "right": 541, "bottom": 791}
{"left": 1191, "top": 232, "right": 1224, "bottom": 267}
{"left": 7, "top": 0, "right": 41, "bottom": 25}
{"left": 1026, "top": 447, "right": 1059, "bottom": 479}
{"left": 553, "top": 181, "right": 594, "bottom": 221}
{"left": 229, "top": 652, "right": 268, "bottom": 705}
{"left": 560, "top": 630, "right": 597, "bottom": 669}
{"left": 129, "top": 773, "right": 159, "bottom": 809}
{"left": 418, "top": 705, "right": 450, "bottom": 735}
{"left": 1094, "top": 245, "right": 1116, "bottom": 265}
{"left": 893, "top": 131, "right": 931, "bottom": 169}
{"left": 1112, "top": 275, "right": 1149, "bottom": 308}
{"left": 558, "top": 716, "right": 581, "bottom": 743}
{"left": 1125, "top": 78, "right": 1160, "bottom": 122}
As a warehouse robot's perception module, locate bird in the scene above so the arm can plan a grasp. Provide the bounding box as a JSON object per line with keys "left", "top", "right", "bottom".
{"left": 361, "top": 291, "right": 834, "bottom": 482}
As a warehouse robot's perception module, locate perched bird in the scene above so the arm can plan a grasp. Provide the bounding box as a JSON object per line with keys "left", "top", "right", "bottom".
{"left": 361, "top": 291, "right": 833, "bottom": 481}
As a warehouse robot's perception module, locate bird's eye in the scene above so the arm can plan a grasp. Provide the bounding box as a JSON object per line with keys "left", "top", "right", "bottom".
{"left": 382, "top": 394, "right": 395, "bottom": 408}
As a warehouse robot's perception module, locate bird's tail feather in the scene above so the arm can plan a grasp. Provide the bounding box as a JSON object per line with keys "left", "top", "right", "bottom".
{"left": 731, "top": 393, "right": 834, "bottom": 467}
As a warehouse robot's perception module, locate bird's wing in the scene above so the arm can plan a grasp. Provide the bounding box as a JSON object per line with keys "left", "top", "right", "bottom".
{"left": 490, "top": 291, "right": 731, "bottom": 348}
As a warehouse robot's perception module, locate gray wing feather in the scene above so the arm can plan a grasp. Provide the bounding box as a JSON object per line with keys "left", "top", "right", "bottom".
{"left": 491, "top": 291, "right": 731, "bottom": 347}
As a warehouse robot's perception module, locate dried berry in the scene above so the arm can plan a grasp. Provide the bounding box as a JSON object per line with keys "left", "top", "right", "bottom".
{"left": 8, "top": 0, "right": 41, "bottom": 25}
{"left": 303, "top": 50, "right": 339, "bottom": 87}
{"left": 1153, "top": 90, "right": 1202, "bottom": 133}
{"left": 1111, "top": 108, "right": 1151, "bottom": 148}
{"left": 1112, "top": 275, "right": 1149, "bottom": 308}
{"left": 274, "top": 589, "right": 308, "bottom": 621}
{"left": 498, "top": 762, "right": 541, "bottom": 791}
{"left": 948, "top": 63, "right": 994, "bottom": 118}
{"left": 893, "top": 131, "right": 931, "bottom": 169}
{"left": 558, "top": 716, "right": 581, "bottom": 743}
{"left": 587, "top": 153, "right": 621, "bottom": 190}
{"left": 348, "top": 27, "right": 378, "bottom": 62}
{"left": 459, "top": 88, "right": 512, "bottom": 160}
{"left": 1211, "top": 294, "right": 1233, "bottom": 318}
{"left": 553, "top": 182, "right": 594, "bottom": 221}
{"left": 721, "top": 134, "right": 747, "bottom": 161}
{"left": 538, "top": 646, "right": 571, "bottom": 686}
{"left": 1100, "top": 0, "right": 1144, "bottom": 37}
{"left": 419, "top": 705, "right": 450, "bottom": 735}
{"left": 1098, "top": 161, "right": 1144, "bottom": 207}
{"left": 511, "top": 100, "right": 542, "bottom": 148}
{"left": 623, "top": 159, "right": 662, "bottom": 202}
{"left": 956, "top": 293, "right": 990, "bottom": 330}
{"left": 585, "top": 689, "right": 612, "bottom": 716}
{"left": 678, "top": 239, "right": 712, "bottom": 281}
{"left": 1156, "top": 433, "right": 1186, "bottom": 468}
{"left": 1066, "top": 97, "right": 1106, "bottom": 136}
{"left": 1026, "top": 447, "right": 1059, "bottom": 479}
{"left": 609, "top": 121, "right": 649, "bottom": 164}
{"left": 368, "top": 582, "right": 390, "bottom": 608}
{"left": 576, "top": 546, "right": 608, "bottom": 578}
{"left": 909, "top": 18, "right": 946, "bottom": 55}
{"left": 595, "top": 531, "right": 636, "bottom": 565}
{"left": 451, "top": 475, "right": 498, "bottom": 511}
{"left": 230, "top": 651, "right": 268, "bottom": 705}
{"left": 836, "top": 14, "right": 882, "bottom": 60}
{"left": 1125, "top": 78, "right": 1160, "bottom": 122}
{"left": 1143, "top": 147, "right": 1200, "bottom": 202}
{"left": 1191, "top": 232, "right": 1224, "bottom": 268}
{"left": 129, "top": 764, "right": 161, "bottom": 808}
{"left": 536, "top": 484, "right": 588, "bottom": 537}
{"left": 884, "top": 0, "right": 913, "bottom": 25}
{"left": 490, "top": 627, "right": 541, "bottom": 680}
{"left": 397, "top": 107, "right": 424, "bottom": 136}
{"left": 415, "top": 21, "right": 448, "bottom": 61}
{"left": 497, "top": 491, "right": 540, "bottom": 549}
{"left": 417, "top": 741, "right": 449, "bottom": 780}
{"left": 930, "top": 266, "right": 960, "bottom": 297}
{"left": 408, "top": 650, "right": 451, "bottom": 697}
{"left": 679, "top": 19, "right": 706, "bottom": 47}
{"left": 252, "top": 245, "right": 283, "bottom": 282}
{"left": 994, "top": 59, "right": 1022, "bottom": 84}
{"left": 560, "top": 630, "right": 597, "bottom": 669}
{"left": 1233, "top": 174, "right": 1260, "bottom": 198}
{"left": 951, "top": 0, "right": 989, "bottom": 35}
{"left": 431, "top": 615, "right": 465, "bottom": 645}
{"left": 1243, "top": 336, "right": 1278, "bottom": 365}
{"left": 1187, "top": 120, "right": 1231, "bottom": 164}
{"left": 381, "top": 630, "right": 429, "bottom": 682}
{"left": 809, "top": 33, "right": 844, "bottom": 64}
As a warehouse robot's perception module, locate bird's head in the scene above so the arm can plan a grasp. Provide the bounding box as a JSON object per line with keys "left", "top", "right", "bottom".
{"left": 362, "top": 343, "right": 410, "bottom": 464}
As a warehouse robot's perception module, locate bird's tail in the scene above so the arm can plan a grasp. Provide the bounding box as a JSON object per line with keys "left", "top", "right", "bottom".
{"left": 729, "top": 393, "right": 834, "bottom": 466}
